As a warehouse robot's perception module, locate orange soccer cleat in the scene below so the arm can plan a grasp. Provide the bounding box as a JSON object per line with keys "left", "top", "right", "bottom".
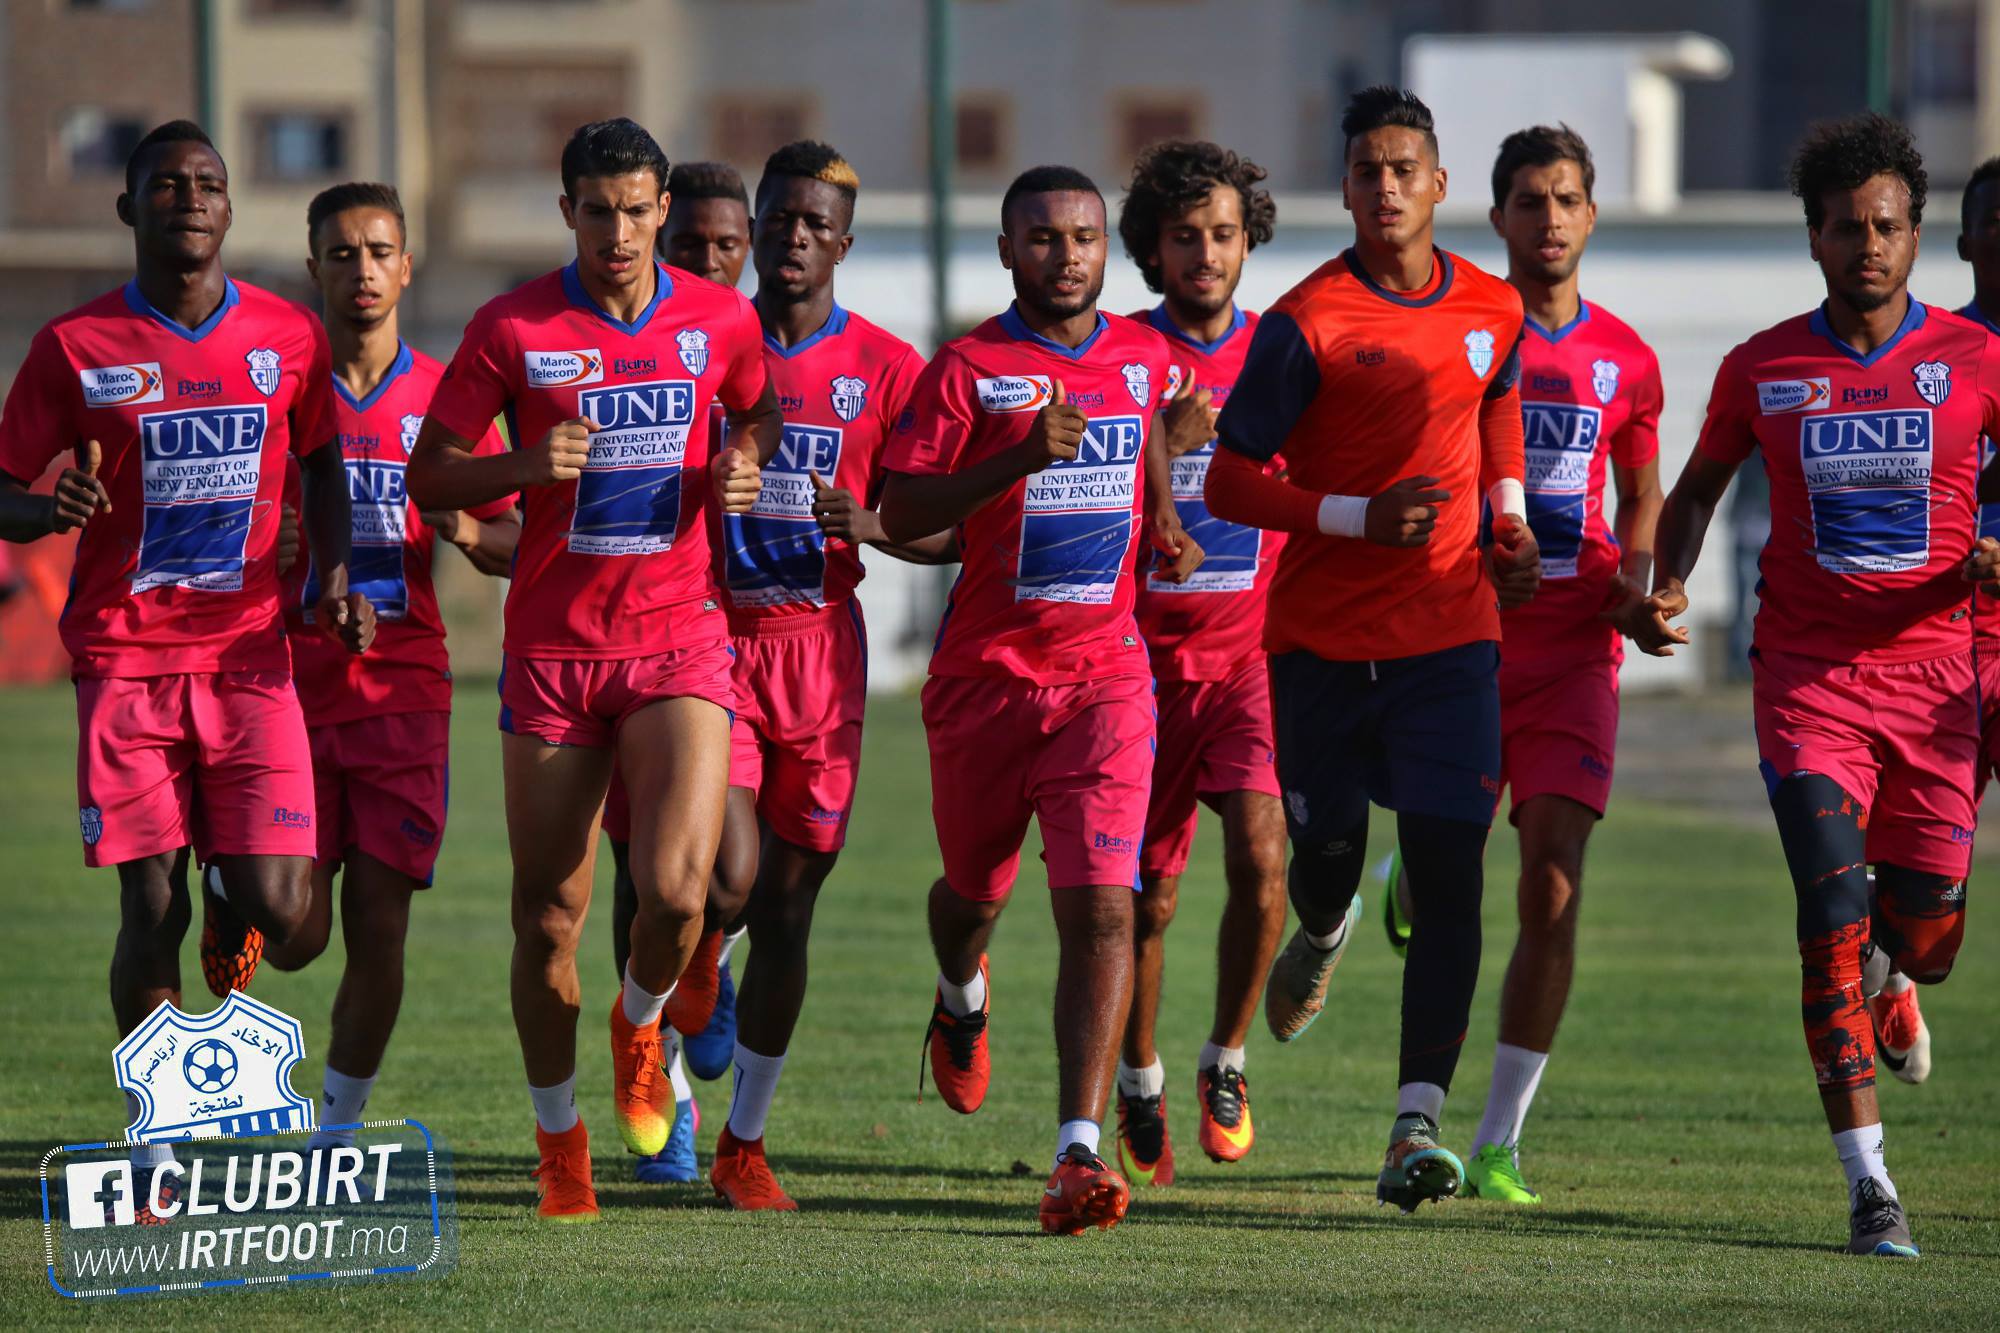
{"left": 1039, "top": 1143, "right": 1130, "bottom": 1235}
{"left": 665, "top": 928, "right": 724, "bottom": 1038}
{"left": 920, "top": 956, "right": 990, "bottom": 1113}
{"left": 199, "top": 877, "right": 263, "bottom": 998}
{"left": 531, "top": 1120, "right": 600, "bottom": 1223}
{"left": 609, "top": 997, "right": 672, "bottom": 1156}
{"left": 1114, "top": 1089, "right": 1175, "bottom": 1186}
{"left": 1196, "top": 1065, "right": 1255, "bottom": 1163}
{"left": 711, "top": 1127, "right": 799, "bottom": 1212}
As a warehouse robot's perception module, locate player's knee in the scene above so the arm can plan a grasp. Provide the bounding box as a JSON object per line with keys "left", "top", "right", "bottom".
{"left": 513, "top": 895, "right": 586, "bottom": 956}
{"left": 1798, "top": 920, "right": 1874, "bottom": 1089}
{"left": 1874, "top": 866, "right": 1966, "bottom": 984}
{"left": 1134, "top": 876, "right": 1178, "bottom": 937}
{"left": 631, "top": 847, "right": 711, "bottom": 920}
{"left": 1516, "top": 855, "right": 1582, "bottom": 940}
{"left": 1286, "top": 819, "right": 1368, "bottom": 914}
{"left": 1222, "top": 837, "right": 1287, "bottom": 900}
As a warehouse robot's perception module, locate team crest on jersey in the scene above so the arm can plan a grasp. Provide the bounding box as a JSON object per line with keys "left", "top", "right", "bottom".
{"left": 676, "top": 328, "right": 710, "bottom": 376}
{"left": 79, "top": 805, "right": 102, "bottom": 846}
{"left": 1912, "top": 360, "right": 1952, "bottom": 406}
{"left": 245, "top": 348, "right": 282, "bottom": 397}
{"left": 1591, "top": 359, "right": 1620, "bottom": 405}
{"left": 1122, "top": 362, "right": 1152, "bottom": 408}
{"left": 399, "top": 413, "right": 424, "bottom": 456}
{"left": 829, "top": 374, "right": 868, "bottom": 423}
{"left": 1464, "top": 329, "right": 1495, "bottom": 378}
{"left": 1164, "top": 363, "right": 1185, "bottom": 400}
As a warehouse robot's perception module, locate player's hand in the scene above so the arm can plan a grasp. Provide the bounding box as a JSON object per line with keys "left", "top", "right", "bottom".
{"left": 713, "top": 446, "right": 761, "bottom": 514}
{"left": 1596, "top": 570, "right": 1650, "bottom": 638}
{"left": 275, "top": 503, "right": 301, "bottom": 576}
{"left": 1364, "top": 475, "right": 1451, "bottom": 547}
{"left": 1963, "top": 536, "right": 2000, "bottom": 598}
{"left": 1486, "top": 513, "right": 1541, "bottom": 609}
{"left": 522, "top": 417, "right": 593, "bottom": 486}
{"left": 1156, "top": 378, "right": 1217, "bottom": 460}
{"left": 334, "top": 591, "right": 377, "bottom": 654}
{"left": 1149, "top": 510, "right": 1204, "bottom": 584}
{"left": 1018, "top": 377, "right": 1087, "bottom": 470}
{"left": 1630, "top": 579, "right": 1692, "bottom": 657}
{"left": 50, "top": 438, "right": 112, "bottom": 533}
{"left": 422, "top": 508, "right": 461, "bottom": 544}
{"left": 810, "top": 470, "right": 883, "bottom": 544}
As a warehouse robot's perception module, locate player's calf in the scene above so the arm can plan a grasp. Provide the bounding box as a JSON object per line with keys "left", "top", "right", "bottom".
{"left": 111, "top": 853, "right": 193, "bottom": 1030}
{"left": 1872, "top": 863, "right": 1966, "bottom": 984}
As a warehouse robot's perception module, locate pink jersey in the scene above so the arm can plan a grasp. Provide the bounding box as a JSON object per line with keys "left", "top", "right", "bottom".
{"left": 719, "top": 304, "right": 924, "bottom": 627}
{"left": 283, "top": 343, "right": 512, "bottom": 727}
{"left": 1129, "top": 304, "right": 1285, "bottom": 683}
{"left": 0, "top": 279, "right": 334, "bottom": 679}
{"left": 426, "top": 262, "right": 767, "bottom": 660}
{"left": 884, "top": 305, "right": 1172, "bottom": 685}
{"left": 1695, "top": 300, "right": 2000, "bottom": 664}
{"left": 1502, "top": 300, "right": 1662, "bottom": 665}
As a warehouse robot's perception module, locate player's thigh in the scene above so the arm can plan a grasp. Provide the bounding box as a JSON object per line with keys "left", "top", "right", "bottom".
{"left": 75, "top": 674, "right": 197, "bottom": 868}
{"left": 1502, "top": 655, "right": 1617, "bottom": 826}
{"left": 1215, "top": 789, "right": 1287, "bottom": 885}
{"left": 1377, "top": 641, "right": 1503, "bottom": 828}
{"left": 191, "top": 668, "right": 317, "bottom": 863}
{"left": 1267, "top": 650, "right": 1374, "bottom": 842}
{"left": 1031, "top": 675, "right": 1153, "bottom": 892}
{"left": 502, "top": 730, "right": 611, "bottom": 917}
{"left": 921, "top": 675, "right": 1035, "bottom": 902}
{"left": 1141, "top": 679, "right": 1205, "bottom": 881}
{"left": 331, "top": 711, "right": 451, "bottom": 885}
{"left": 1866, "top": 653, "right": 1979, "bottom": 881}
{"left": 617, "top": 693, "right": 732, "bottom": 906}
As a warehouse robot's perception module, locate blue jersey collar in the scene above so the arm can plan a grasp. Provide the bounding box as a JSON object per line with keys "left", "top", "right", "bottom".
{"left": 1343, "top": 248, "right": 1454, "bottom": 308}
{"left": 1524, "top": 300, "right": 1592, "bottom": 344}
{"left": 998, "top": 302, "right": 1108, "bottom": 359}
{"left": 1147, "top": 303, "right": 1245, "bottom": 355}
{"left": 1809, "top": 297, "right": 1926, "bottom": 367}
{"left": 1960, "top": 299, "right": 2000, "bottom": 337}
{"left": 760, "top": 302, "right": 848, "bottom": 359}
{"left": 123, "top": 277, "right": 240, "bottom": 342}
{"left": 562, "top": 260, "right": 671, "bottom": 335}
{"left": 332, "top": 340, "right": 414, "bottom": 413}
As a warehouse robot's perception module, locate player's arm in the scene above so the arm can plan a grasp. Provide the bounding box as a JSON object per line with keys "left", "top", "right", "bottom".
{"left": 1600, "top": 357, "right": 1667, "bottom": 634}
{"left": 1478, "top": 336, "right": 1538, "bottom": 608}
{"left": 408, "top": 415, "right": 585, "bottom": 512}
{"left": 811, "top": 472, "right": 960, "bottom": 563}
{"left": 425, "top": 505, "right": 522, "bottom": 577}
{"left": 0, "top": 448, "right": 109, "bottom": 541}
{"left": 1641, "top": 353, "right": 1756, "bottom": 656}
{"left": 1143, "top": 401, "right": 1202, "bottom": 583}
{"left": 0, "top": 330, "right": 109, "bottom": 541}
{"left": 713, "top": 381, "right": 782, "bottom": 515}
{"left": 878, "top": 375, "right": 1087, "bottom": 543}
{"left": 298, "top": 437, "right": 373, "bottom": 652}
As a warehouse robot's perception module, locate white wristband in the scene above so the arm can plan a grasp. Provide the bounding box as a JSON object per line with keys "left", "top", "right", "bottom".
{"left": 1487, "top": 477, "right": 1526, "bottom": 522}
{"left": 1316, "top": 493, "right": 1370, "bottom": 538}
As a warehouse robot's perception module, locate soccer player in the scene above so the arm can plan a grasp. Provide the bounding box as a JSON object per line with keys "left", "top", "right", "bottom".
{"left": 878, "top": 164, "right": 1201, "bottom": 1234}
{"left": 407, "top": 119, "right": 783, "bottom": 1223}
{"left": 1202, "top": 86, "right": 1538, "bottom": 1212}
{"left": 1640, "top": 114, "right": 2000, "bottom": 1257}
{"left": 1434, "top": 125, "right": 1664, "bottom": 1205}
{"left": 286, "top": 182, "right": 520, "bottom": 1151}
{"left": 1109, "top": 139, "right": 1286, "bottom": 1183}
{"left": 0, "top": 121, "right": 362, "bottom": 1211}
{"left": 704, "top": 139, "right": 953, "bottom": 1210}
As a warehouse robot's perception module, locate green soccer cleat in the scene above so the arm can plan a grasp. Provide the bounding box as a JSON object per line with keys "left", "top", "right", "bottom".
{"left": 1464, "top": 1143, "right": 1542, "bottom": 1204}
{"left": 1377, "top": 1112, "right": 1463, "bottom": 1213}
{"left": 1377, "top": 851, "right": 1411, "bottom": 958}
{"left": 1264, "top": 896, "right": 1363, "bottom": 1042}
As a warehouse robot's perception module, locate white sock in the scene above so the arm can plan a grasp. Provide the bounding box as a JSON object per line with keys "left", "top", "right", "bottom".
{"left": 1199, "top": 1041, "right": 1245, "bottom": 1075}
{"left": 726, "top": 1042, "right": 788, "bottom": 1141}
{"left": 203, "top": 861, "right": 227, "bottom": 901}
{"left": 130, "top": 1139, "right": 176, "bottom": 1172}
{"left": 938, "top": 968, "right": 986, "bottom": 1018}
{"left": 309, "top": 1066, "right": 377, "bottom": 1147}
{"left": 664, "top": 1028, "right": 692, "bottom": 1104}
{"left": 1116, "top": 1058, "right": 1165, "bottom": 1098}
{"left": 529, "top": 1076, "right": 579, "bottom": 1134}
{"left": 1304, "top": 913, "right": 1349, "bottom": 952}
{"left": 718, "top": 925, "right": 748, "bottom": 970}
{"left": 1397, "top": 1080, "right": 1447, "bottom": 1126}
{"left": 1472, "top": 1043, "right": 1550, "bottom": 1154}
{"left": 1883, "top": 971, "right": 1914, "bottom": 995}
{"left": 1055, "top": 1117, "right": 1101, "bottom": 1167}
{"left": 1833, "top": 1123, "right": 1897, "bottom": 1201}
{"left": 621, "top": 963, "right": 671, "bottom": 1028}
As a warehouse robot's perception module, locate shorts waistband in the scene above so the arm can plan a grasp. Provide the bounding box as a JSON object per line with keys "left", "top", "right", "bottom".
{"left": 726, "top": 600, "right": 856, "bottom": 641}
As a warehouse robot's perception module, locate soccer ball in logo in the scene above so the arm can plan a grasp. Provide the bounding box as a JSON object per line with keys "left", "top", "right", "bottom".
{"left": 184, "top": 1039, "right": 238, "bottom": 1095}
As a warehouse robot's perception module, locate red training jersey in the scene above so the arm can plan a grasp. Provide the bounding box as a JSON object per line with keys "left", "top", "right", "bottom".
{"left": 425, "top": 262, "right": 767, "bottom": 660}
{"left": 0, "top": 279, "right": 335, "bottom": 679}
{"left": 282, "top": 342, "right": 512, "bottom": 727}
{"left": 1130, "top": 304, "right": 1286, "bottom": 683}
{"left": 1213, "top": 248, "right": 1526, "bottom": 662}
{"left": 1502, "top": 300, "right": 1662, "bottom": 667}
{"left": 883, "top": 304, "right": 1172, "bottom": 685}
{"left": 718, "top": 304, "right": 924, "bottom": 631}
{"left": 1694, "top": 300, "right": 2000, "bottom": 664}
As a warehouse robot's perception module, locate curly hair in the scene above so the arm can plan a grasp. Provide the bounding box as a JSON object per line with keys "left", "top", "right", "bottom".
{"left": 1118, "top": 140, "right": 1277, "bottom": 293}
{"left": 1788, "top": 112, "right": 1926, "bottom": 230}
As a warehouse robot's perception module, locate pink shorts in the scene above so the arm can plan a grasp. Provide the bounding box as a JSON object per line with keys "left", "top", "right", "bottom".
{"left": 310, "top": 710, "right": 451, "bottom": 883}
{"left": 729, "top": 603, "right": 868, "bottom": 853}
{"left": 1140, "top": 659, "right": 1280, "bottom": 878}
{"left": 499, "top": 635, "right": 736, "bottom": 751}
{"left": 1978, "top": 634, "right": 2000, "bottom": 790}
{"left": 74, "top": 669, "right": 316, "bottom": 868}
{"left": 923, "top": 671, "right": 1154, "bottom": 901}
{"left": 1752, "top": 646, "right": 1978, "bottom": 878}
{"left": 1500, "top": 653, "right": 1619, "bottom": 821}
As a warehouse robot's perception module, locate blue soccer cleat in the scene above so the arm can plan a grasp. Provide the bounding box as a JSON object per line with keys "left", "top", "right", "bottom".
{"left": 634, "top": 1097, "right": 700, "bottom": 1184}
{"left": 686, "top": 956, "right": 738, "bottom": 1082}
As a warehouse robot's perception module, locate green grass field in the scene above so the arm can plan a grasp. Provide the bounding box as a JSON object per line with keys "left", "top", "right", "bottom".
{"left": 2, "top": 679, "right": 1997, "bottom": 1328}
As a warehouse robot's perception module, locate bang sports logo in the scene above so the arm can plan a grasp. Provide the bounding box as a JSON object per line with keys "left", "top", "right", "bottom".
{"left": 524, "top": 349, "right": 604, "bottom": 389}
{"left": 975, "top": 375, "right": 1053, "bottom": 414}
{"left": 725, "top": 422, "right": 843, "bottom": 608}
{"left": 134, "top": 405, "right": 269, "bottom": 594}
{"left": 1016, "top": 414, "right": 1142, "bottom": 605}
{"left": 1758, "top": 377, "right": 1831, "bottom": 414}
{"left": 568, "top": 378, "right": 695, "bottom": 556}
{"left": 1521, "top": 402, "right": 1604, "bottom": 579}
{"left": 80, "top": 363, "right": 165, "bottom": 408}
{"left": 1799, "top": 408, "right": 1933, "bottom": 573}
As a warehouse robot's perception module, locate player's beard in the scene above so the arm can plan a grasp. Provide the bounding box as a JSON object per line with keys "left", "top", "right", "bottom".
{"left": 1169, "top": 270, "right": 1237, "bottom": 320}
{"left": 1021, "top": 269, "right": 1105, "bottom": 323}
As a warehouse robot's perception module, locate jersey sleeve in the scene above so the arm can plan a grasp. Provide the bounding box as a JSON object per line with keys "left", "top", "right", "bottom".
{"left": 1215, "top": 308, "right": 1321, "bottom": 464}
{"left": 881, "top": 346, "right": 975, "bottom": 476}
{"left": 427, "top": 302, "right": 519, "bottom": 444}
{"left": 714, "top": 289, "right": 770, "bottom": 416}
{"left": 1616, "top": 348, "right": 1664, "bottom": 468}
{"left": 1693, "top": 348, "right": 1758, "bottom": 467}
{"left": 465, "top": 422, "right": 518, "bottom": 522}
{"left": 0, "top": 326, "right": 78, "bottom": 484}
{"left": 290, "top": 318, "right": 338, "bottom": 457}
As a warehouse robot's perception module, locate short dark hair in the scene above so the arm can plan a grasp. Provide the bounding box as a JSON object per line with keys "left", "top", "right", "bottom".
{"left": 1491, "top": 124, "right": 1595, "bottom": 210}
{"left": 667, "top": 160, "right": 749, "bottom": 210}
{"left": 1001, "top": 164, "right": 1103, "bottom": 232}
{"left": 1118, "top": 140, "right": 1277, "bottom": 293}
{"left": 1788, "top": 112, "right": 1927, "bottom": 231}
{"left": 1963, "top": 156, "right": 2000, "bottom": 233}
{"left": 306, "top": 181, "right": 406, "bottom": 254}
{"left": 1340, "top": 85, "right": 1436, "bottom": 159}
{"left": 560, "top": 117, "right": 670, "bottom": 198}
{"left": 124, "top": 119, "right": 218, "bottom": 194}
{"left": 756, "top": 139, "right": 859, "bottom": 218}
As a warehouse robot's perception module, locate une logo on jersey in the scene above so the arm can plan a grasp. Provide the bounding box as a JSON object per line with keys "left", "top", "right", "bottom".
{"left": 1073, "top": 416, "right": 1144, "bottom": 465}
{"left": 346, "top": 458, "right": 407, "bottom": 505}
{"left": 775, "top": 424, "right": 841, "bottom": 474}
{"left": 140, "top": 405, "right": 269, "bottom": 458}
{"left": 1522, "top": 403, "right": 1603, "bottom": 453}
{"left": 577, "top": 378, "right": 696, "bottom": 430}
{"left": 1800, "top": 409, "right": 1931, "bottom": 456}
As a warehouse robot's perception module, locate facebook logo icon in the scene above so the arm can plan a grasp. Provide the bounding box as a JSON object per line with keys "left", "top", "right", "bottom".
{"left": 64, "top": 1160, "right": 134, "bottom": 1229}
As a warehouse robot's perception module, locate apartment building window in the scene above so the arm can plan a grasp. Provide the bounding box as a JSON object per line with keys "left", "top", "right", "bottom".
{"left": 448, "top": 60, "right": 627, "bottom": 174}
{"left": 711, "top": 97, "right": 812, "bottom": 168}
{"left": 1116, "top": 94, "right": 1200, "bottom": 160}
{"left": 58, "top": 108, "right": 148, "bottom": 177}
{"left": 1908, "top": 1, "right": 1978, "bottom": 103}
{"left": 252, "top": 110, "right": 350, "bottom": 182}
{"left": 247, "top": 0, "right": 356, "bottom": 14}
{"left": 67, "top": 0, "right": 152, "bottom": 10}
{"left": 955, "top": 96, "right": 1009, "bottom": 173}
